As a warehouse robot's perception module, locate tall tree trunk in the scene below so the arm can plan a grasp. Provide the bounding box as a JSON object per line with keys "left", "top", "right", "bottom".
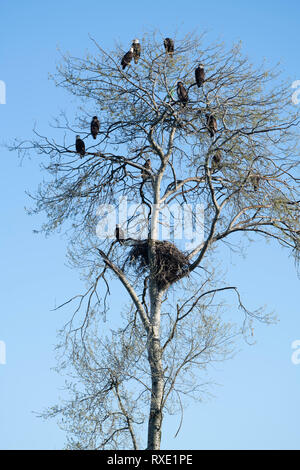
{"left": 147, "top": 319, "right": 164, "bottom": 449}
{"left": 147, "top": 284, "right": 164, "bottom": 450}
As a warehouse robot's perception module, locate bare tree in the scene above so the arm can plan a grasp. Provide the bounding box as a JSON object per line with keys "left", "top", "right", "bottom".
{"left": 12, "top": 31, "right": 300, "bottom": 450}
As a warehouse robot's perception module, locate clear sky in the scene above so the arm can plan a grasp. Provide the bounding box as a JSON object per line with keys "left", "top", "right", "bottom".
{"left": 0, "top": 0, "right": 300, "bottom": 450}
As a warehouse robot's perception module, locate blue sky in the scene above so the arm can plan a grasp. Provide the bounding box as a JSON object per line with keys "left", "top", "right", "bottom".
{"left": 0, "top": 0, "right": 300, "bottom": 450}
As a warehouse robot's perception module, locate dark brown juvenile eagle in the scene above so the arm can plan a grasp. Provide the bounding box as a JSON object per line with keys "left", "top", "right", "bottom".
{"left": 115, "top": 224, "right": 125, "bottom": 244}
{"left": 211, "top": 151, "right": 222, "bottom": 172}
{"left": 250, "top": 174, "right": 260, "bottom": 191}
{"left": 90, "top": 116, "right": 100, "bottom": 140}
{"left": 121, "top": 47, "right": 134, "bottom": 70}
{"left": 164, "top": 38, "right": 174, "bottom": 57}
{"left": 141, "top": 159, "right": 151, "bottom": 181}
{"left": 132, "top": 39, "right": 141, "bottom": 64}
{"left": 206, "top": 114, "right": 217, "bottom": 138}
{"left": 195, "top": 64, "right": 205, "bottom": 87}
{"left": 177, "top": 82, "right": 188, "bottom": 107}
{"left": 75, "top": 135, "right": 85, "bottom": 157}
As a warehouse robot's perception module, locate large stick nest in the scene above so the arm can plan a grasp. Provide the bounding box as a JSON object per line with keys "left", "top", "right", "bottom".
{"left": 127, "top": 240, "right": 190, "bottom": 289}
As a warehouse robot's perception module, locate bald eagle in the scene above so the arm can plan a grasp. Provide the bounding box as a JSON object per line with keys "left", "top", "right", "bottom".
{"left": 115, "top": 224, "right": 125, "bottom": 244}
{"left": 211, "top": 151, "right": 222, "bottom": 172}
{"left": 90, "top": 116, "right": 100, "bottom": 140}
{"left": 75, "top": 135, "right": 85, "bottom": 157}
{"left": 195, "top": 64, "right": 205, "bottom": 87}
{"left": 164, "top": 38, "right": 174, "bottom": 57}
{"left": 141, "top": 159, "right": 151, "bottom": 181}
{"left": 132, "top": 39, "right": 141, "bottom": 64}
{"left": 177, "top": 82, "right": 188, "bottom": 107}
{"left": 206, "top": 114, "right": 217, "bottom": 138}
{"left": 121, "top": 47, "right": 134, "bottom": 70}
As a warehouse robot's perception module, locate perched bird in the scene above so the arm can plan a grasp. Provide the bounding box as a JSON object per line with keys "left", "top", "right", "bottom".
{"left": 206, "top": 114, "right": 217, "bottom": 138}
{"left": 115, "top": 224, "right": 125, "bottom": 244}
{"left": 141, "top": 159, "right": 151, "bottom": 181}
{"left": 250, "top": 174, "right": 260, "bottom": 191}
{"left": 177, "top": 82, "right": 188, "bottom": 107}
{"left": 121, "top": 47, "right": 134, "bottom": 70}
{"left": 90, "top": 116, "right": 100, "bottom": 140}
{"left": 164, "top": 38, "right": 174, "bottom": 57}
{"left": 211, "top": 151, "right": 222, "bottom": 172}
{"left": 195, "top": 64, "right": 205, "bottom": 87}
{"left": 132, "top": 39, "right": 141, "bottom": 64}
{"left": 75, "top": 135, "right": 85, "bottom": 157}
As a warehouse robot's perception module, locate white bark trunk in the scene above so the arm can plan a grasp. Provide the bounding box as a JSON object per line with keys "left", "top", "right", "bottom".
{"left": 147, "top": 290, "right": 164, "bottom": 450}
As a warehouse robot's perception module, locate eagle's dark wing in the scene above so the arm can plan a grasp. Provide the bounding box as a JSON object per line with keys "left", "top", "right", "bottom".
{"left": 91, "top": 119, "right": 100, "bottom": 139}
{"left": 115, "top": 226, "right": 125, "bottom": 244}
{"left": 164, "top": 38, "right": 174, "bottom": 55}
{"left": 211, "top": 116, "right": 217, "bottom": 132}
{"left": 195, "top": 67, "right": 205, "bottom": 87}
{"left": 178, "top": 85, "right": 188, "bottom": 105}
{"left": 206, "top": 115, "right": 217, "bottom": 138}
{"left": 121, "top": 50, "right": 133, "bottom": 69}
{"left": 250, "top": 175, "right": 260, "bottom": 191}
{"left": 141, "top": 160, "right": 151, "bottom": 180}
{"left": 212, "top": 151, "right": 222, "bottom": 171}
{"left": 181, "top": 86, "right": 188, "bottom": 102}
{"left": 76, "top": 139, "right": 85, "bottom": 157}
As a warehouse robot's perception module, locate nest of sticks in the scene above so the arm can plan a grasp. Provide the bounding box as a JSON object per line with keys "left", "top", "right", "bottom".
{"left": 128, "top": 240, "right": 190, "bottom": 289}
